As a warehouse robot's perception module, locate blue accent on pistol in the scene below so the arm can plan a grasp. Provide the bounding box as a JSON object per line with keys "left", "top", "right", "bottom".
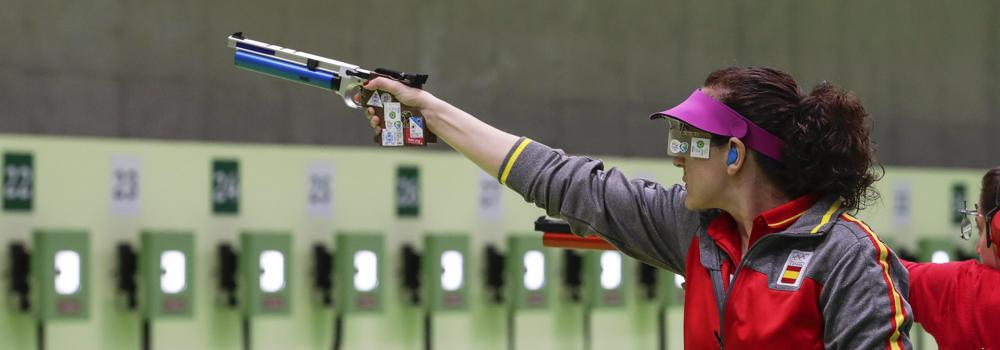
{"left": 233, "top": 50, "right": 341, "bottom": 91}
{"left": 235, "top": 42, "right": 276, "bottom": 56}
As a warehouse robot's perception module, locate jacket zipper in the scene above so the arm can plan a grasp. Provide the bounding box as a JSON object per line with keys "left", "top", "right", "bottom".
{"left": 714, "top": 232, "right": 822, "bottom": 349}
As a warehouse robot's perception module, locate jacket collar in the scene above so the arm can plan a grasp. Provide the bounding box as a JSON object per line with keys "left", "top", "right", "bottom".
{"left": 759, "top": 193, "right": 819, "bottom": 230}
{"left": 696, "top": 194, "right": 847, "bottom": 271}
{"left": 778, "top": 195, "right": 846, "bottom": 236}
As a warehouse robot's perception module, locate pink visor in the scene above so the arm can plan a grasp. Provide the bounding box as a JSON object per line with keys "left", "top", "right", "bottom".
{"left": 649, "top": 89, "right": 784, "bottom": 162}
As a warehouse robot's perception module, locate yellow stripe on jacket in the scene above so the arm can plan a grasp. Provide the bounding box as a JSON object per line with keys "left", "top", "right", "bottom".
{"left": 500, "top": 139, "right": 533, "bottom": 186}
{"left": 810, "top": 199, "right": 843, "bottom": 234}
{"left": 842, "top": 214, "right": 906, "bottom": 350}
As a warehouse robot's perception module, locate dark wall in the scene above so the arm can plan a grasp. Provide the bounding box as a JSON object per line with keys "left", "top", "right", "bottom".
{"left": 1, "top": 0, "right": 997, "bottom": 167}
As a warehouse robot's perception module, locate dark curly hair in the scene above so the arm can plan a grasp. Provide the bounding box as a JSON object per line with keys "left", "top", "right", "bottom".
{"left": 703, "top": 67, "right": 882, "bottom": 211}
{"left": 981, "top": 167, "right": 1000, "bottom": 217}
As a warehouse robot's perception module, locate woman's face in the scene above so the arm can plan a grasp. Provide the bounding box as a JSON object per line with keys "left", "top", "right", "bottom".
{"left": 974, "top": 208, "right": 1000, "bottom": 269}
{"left": 669, "top": 87, "right": 740, "bottom": 211}
{"left": 672, "top": 142, "right": 730, "bottom": 210}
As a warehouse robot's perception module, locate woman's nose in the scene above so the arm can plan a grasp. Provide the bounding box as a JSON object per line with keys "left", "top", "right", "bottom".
{"left": 672, "top": 156, "right": 684, "bottom": 168}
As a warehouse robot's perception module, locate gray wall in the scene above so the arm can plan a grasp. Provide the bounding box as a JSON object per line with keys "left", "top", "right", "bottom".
{"left": 1, "top": 0, "right": 997, "bottom": 167}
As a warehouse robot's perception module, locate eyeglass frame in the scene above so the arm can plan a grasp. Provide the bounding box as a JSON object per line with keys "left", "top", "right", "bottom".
{"left": 959, "top": 188, "right": 1000, "bottom": 247}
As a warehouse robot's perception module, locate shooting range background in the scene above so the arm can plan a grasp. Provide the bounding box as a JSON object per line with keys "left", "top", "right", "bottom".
{"left": 1, "top": 0, "right": 998, "bottom": 349}
{"left": 0, "top": 0, "right": 997, "bottom": 167}
{"left": 0, "top": 134, "right": 983, "bottom": 349}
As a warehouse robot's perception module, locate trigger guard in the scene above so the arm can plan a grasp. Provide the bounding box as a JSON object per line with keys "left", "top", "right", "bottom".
{"left": 341, "top": 83, "right": 363, "bottom": 109}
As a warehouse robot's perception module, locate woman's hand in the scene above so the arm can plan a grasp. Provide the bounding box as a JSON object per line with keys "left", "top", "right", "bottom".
{"left": 357, "top": 77, "right": 440, "bottom": 137}
{"left": 351, "top": 76, "right": 519, "bottom": 177}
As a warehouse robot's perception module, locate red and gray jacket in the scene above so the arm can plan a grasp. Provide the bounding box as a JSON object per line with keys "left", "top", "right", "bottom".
{"left": 901, "top": 259, "right": 1000, "bottom": 349}
{"left": 499, "top": 138, "right": 912, "bottom": 349}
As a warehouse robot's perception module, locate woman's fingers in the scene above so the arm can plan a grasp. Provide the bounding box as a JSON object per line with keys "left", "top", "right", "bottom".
{"left": 365, "top": 106, "right": 381, "bottom": 130}
{"left": 362, "top": 77, "right": 398, "bottom": 94}
{"left": 363, "top": 77, "right": 419, "bottom": 108}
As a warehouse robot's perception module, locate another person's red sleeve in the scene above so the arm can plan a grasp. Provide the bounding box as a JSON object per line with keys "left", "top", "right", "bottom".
{"left": 900, "top": 259, "right": 959, "bottom": 333}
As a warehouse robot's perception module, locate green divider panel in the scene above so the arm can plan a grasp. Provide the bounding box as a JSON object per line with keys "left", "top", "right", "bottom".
{"left": 659, "top": 269, "right": 683, "bottom": 307}
{"left": 507, "top": 235, "right": 550, "bottom": 309}
{"left": 33, "top": 229, "right": 90, "bottom": 321}
{"left": 141, "top": 231, "right": 195, "bottom": 318}
{"left": 240, "top": 232, "right": 292, "bottom": 316}
{"left": 424, "top": 234, "right": 469, "bottom": 311}
{"left": 335, "top": 233, "right": 385, "bottom": 313}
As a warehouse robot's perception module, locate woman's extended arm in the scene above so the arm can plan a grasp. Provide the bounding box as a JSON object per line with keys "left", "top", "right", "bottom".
{"left": 360, "top": 77, "right": 701, "bottom": 273}
{"left": 362, "top": 77, "right": 519, "bottom": 176}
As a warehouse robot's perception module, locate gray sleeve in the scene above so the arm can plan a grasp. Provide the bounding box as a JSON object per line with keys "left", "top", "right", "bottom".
{"left": 498, "top": 137, "right": 702, "bottom": 274}
{"left": 821, "top": 240, "right": 913, "bottom": 350}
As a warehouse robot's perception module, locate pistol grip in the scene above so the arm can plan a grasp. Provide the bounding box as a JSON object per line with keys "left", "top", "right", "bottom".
{"left": 360, "top": 89, "right": 437, "bottom": 146}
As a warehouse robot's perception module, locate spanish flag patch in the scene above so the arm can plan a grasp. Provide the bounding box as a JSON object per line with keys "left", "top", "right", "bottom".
{"left": 777, "top": 250, "right": 814, "bottom": 287}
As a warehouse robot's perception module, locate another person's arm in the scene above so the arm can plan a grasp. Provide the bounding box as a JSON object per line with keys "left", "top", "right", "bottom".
{"left": 900, "top": 259, "right": 963, "bottom": 333}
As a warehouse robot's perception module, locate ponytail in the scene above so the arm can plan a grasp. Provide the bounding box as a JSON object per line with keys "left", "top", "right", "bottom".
{"left": 782, "top": 82, "right": 882, "bottom": 211}
{"left": 704, "top": 67, "right": 882, "bottom": 211}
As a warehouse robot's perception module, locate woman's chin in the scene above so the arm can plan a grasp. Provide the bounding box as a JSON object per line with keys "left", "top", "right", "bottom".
{"left": 683, "top": 195, "right": 703, "bottom": 211}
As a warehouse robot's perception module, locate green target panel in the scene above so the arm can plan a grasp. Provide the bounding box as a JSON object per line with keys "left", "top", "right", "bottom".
{"left": 507, "top": 235, "right": 550, "bottom": 309}
{"left": 424, "top": 234, "right": 469, "bottom": 311}
{"left": 33, "top": 230, "right": 90, "bottom": 321}
{"left": 141, "top": 231, "right": 195, "bottom": 318}
{"left": 240, "top": 232, "right": 292, "bottom": 316}
{"left": 335, "top": 233, "right": 385, "bottom": 313}
{"left": 586, "top": 250, "right": 625, "bottom": 308}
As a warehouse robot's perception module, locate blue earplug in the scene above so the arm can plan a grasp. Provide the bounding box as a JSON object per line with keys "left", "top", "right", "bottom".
{"left": 727, "top": 147, "right": 738, "bottom": 166}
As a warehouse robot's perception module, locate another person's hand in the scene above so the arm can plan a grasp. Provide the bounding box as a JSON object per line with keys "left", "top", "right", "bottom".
{"left": 356, "top": 77, "right": 439, "bottom": 138}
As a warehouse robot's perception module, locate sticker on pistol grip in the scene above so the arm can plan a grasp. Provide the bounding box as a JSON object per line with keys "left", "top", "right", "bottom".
{"left": 366, "top": 91, "right": 384, "bottom": 107}
{"left": 381, "top": 102, "right": 404, "bottom": 146}
{"left": 404, "top": 111, "right": 426, "bottom": 145}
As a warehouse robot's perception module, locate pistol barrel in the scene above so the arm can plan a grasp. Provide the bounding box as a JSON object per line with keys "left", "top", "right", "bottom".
{"left": 234, "top": 50, "right": 341, "bottom": 91}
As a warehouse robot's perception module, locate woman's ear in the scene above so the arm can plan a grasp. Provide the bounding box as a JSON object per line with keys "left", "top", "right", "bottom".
{"left": 726, "top": 137, "right": 747, "bottom": 175}
{"left": 977, "top": 214, "right": 986, "bottom": 234}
